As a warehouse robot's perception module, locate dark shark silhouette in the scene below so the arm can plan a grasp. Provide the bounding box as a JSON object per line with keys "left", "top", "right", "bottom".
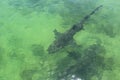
{"left": 48, "top": 5, "right": 103, "bottom": 54}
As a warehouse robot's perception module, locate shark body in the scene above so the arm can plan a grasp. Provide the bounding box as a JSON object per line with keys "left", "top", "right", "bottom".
{"left": 47, "top": 5, "right": 103, "bottom": 54}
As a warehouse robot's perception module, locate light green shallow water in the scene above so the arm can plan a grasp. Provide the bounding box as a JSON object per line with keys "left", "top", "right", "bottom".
{"left": 0, "top": 0, "right": 120, "bottom": 80}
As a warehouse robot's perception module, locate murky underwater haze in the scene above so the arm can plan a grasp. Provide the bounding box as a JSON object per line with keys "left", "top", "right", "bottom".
{"left": 0, "top": 0, "right": 120, "bottom": 80}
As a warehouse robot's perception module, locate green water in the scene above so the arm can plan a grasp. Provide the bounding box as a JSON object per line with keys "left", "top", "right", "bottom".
{"left": 0, "top": 0, "right": 120, "bottom": 80}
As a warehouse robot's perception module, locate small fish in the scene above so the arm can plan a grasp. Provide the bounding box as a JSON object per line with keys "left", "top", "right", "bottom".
{"left": 47, "top": 5, "right": 103, "bottom": 54}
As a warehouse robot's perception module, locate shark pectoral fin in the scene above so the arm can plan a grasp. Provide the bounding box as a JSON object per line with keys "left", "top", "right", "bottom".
{"left": 53, "top": 29, "right": 63, "bottom": 39}
{"left": 66, "top": 39, "right": 81, "bottom": 52}
{"left": 64, "top": 39, "right": 76, "bottom": 52}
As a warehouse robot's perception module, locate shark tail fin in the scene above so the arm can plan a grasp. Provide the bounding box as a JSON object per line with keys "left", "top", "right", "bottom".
{"left": 80, "top": 5, "right": 103, "bottom": 24}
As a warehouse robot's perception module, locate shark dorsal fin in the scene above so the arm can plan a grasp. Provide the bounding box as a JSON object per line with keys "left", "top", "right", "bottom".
{"left": 53, "top": 29, "right": 63, "bottom": 39}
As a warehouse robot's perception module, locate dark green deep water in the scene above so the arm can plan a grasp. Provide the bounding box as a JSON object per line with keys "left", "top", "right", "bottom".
{"left": 0, "top": 0, "right": 120, "bottom": 80}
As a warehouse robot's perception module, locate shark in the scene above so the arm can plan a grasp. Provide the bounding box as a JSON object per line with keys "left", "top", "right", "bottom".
{"left": 47, "top": 5, "right": 103, "bottom": 54}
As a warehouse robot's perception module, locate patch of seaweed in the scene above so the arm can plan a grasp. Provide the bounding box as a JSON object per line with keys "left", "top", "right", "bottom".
{"left": 31, "top": 44, "right": 45, "bottom": 57}
{"left": 20, "top": 69, "right": 37, "bottom": 80}
{"left": 97, "top": 24, "right": 116, "bottom": 37}
{"left": 0, "top": 47, "right": 4, "bottom": 65}
{"left": 55, "top": 43, "right": 114, "bottom": 80}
